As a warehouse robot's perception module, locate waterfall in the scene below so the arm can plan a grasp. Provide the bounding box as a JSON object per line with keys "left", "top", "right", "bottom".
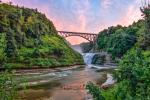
{"left": 71, "top": 45, "right": 96, "bottom": 65}
{"left": 82, "top": 52, "right": 117, "bottom": 70}
{"left": 82, "top": 53, "right": 96, "bottom": 65}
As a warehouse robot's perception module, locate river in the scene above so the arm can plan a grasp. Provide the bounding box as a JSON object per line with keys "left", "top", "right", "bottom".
{"left": 17, "top": 46, "right": 116, "bottom": 100}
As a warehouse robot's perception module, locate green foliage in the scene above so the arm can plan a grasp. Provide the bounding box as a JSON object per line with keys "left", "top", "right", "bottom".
{"left": 140, "top": 5, "right": 150, "bottom": 50}
{"left": 88, "top": 3, "right": 150, "bottom": 100}
{"left": 5, "top": 28, "right": 17, "bottom": 58}
{"left": 0, "top": 72, "right": 18, "bottom": 100}
{"left": 97, "top": 25, "right": 137, "bottom": 58}
{"left": 0, "top": 3, "right": 83, "bottom": 68}
{"left": 52, "top": 48, "right": 64, "bottom": 57}
{"left": 87, "top": 49, "right": 150, "bottom": 100}
{"left": 32, "top": 48, "right": 40, "bottom": 57}
{"left": 141, "top": 34, "right": 150, "bottom": 50}
{"left": 143, "top": 50, "right": 150, "bottom": 63}
{"left": 114, "top": 49, "right": 150, "bottom": 99}
{"left": 0, "top": 33, "right": 6, "bottom": 64}
{"left": 86, "top": 82, "right": 105, "bottom": 100}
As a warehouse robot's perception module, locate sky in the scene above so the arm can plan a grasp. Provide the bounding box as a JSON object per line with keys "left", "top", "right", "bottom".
{"left": 2, "top": 0, "right": 143, "bottom": 44}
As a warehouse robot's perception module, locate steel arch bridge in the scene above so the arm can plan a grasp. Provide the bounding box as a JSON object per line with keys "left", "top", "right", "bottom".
{"left": 58, "top": 31, "right": 98, "bottom": 42}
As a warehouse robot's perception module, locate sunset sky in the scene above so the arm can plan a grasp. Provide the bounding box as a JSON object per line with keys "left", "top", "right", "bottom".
{"left": 2, "top": 0, "right": 143, "bottom": 44}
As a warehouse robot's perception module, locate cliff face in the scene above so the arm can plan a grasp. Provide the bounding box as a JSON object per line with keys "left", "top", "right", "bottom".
{"left": 0, "top": 3, "right": 83, "bottom": 68}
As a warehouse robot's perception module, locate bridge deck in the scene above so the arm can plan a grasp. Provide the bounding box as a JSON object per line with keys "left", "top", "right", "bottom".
{"left": 58, "top": 31, "right": 97, "bottom": 35}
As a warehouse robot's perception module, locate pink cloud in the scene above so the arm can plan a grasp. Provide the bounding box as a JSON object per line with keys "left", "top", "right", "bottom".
{"left": 2, "top": 0, "right": 11, "bottom": 3}
{"left": 113, "top": 0, "right": 142, "bottom": 26}
{"left": 98, "top": 0, "right": 142, "bottom": 30}
{"left": 1, "top": 0, "right": 143, "bottom": 44}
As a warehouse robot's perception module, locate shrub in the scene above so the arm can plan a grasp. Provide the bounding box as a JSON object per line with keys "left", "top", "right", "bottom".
{"left": 87, "top": 49, "right": 150, "bottom": 100}
{"left": 0, "top": 72, "right": 18, "bottom": 100}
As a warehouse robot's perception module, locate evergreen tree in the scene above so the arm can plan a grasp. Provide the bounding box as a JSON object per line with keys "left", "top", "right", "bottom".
{"left": 140, "top": 0, "right": 150, "bottom": 50}
{"left": 5, "top": 28, "right": 17, "bottom": 58}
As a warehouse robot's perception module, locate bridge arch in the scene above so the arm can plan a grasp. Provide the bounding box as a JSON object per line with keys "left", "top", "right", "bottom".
{"left": 65, "top": 35, "right": 91, "bottom": 42}
{"left": 58, "top": 31, "right": 98, "bottom": 42}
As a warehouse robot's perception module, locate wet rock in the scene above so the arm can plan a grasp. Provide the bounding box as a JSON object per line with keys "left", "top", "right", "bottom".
{"left": 92, "top": 52, "right": 112, "bottom": 65}
{"left": 92, "top": 54, "right": 106, "bottom": 65}
{"left": 101, "top": 74, "right": 116, "bottom": 89}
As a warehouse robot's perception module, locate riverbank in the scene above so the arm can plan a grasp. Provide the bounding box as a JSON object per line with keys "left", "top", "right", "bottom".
{"left": 0, "top": 3, "right": 84, "bottom": 69}
{"left": 16, "top": 65, "right": 113, "bottom": 100}
{"left": 0, "top": 64, "right": 85, "bottom": 72}
{"left": 14, "top": 65, "right": 85, "bottom": 75}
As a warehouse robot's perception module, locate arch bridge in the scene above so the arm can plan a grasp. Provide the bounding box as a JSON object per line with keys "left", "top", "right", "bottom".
{"left": 58, "top": 31, "right": 98, "bottom": 42}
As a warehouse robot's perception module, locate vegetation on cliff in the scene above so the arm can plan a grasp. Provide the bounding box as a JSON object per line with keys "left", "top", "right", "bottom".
{"left": 96, "top": 21, "right": 144, "bottom": 59}
{"left": 0, "top": 3, "right": 83, "bottom": 68}
{"left": 87, "top": 49, "right": 150, "bottom": 100}
{"left": 87, "top": 1, "right": 150, "bottom": 100}
{"left": 0, "top": 72, "right": 19, "bottom": 100}
{"left": 96, "top": 16, "right": 150, "bottom": 59}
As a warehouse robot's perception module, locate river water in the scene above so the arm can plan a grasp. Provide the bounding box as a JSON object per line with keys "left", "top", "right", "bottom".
{"left": 18, "top": 48, "right": 116, "bottom": 100}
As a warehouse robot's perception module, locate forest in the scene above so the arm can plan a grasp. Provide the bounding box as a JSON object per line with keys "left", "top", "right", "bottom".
{"left": 0, "top": 3, "right": 83, "bottom": 69}
{"left": 86, "top": 2, "right": 150, "bottom": 100}
{"left": 0, "top": 1, "right": 150, "bottom": 100}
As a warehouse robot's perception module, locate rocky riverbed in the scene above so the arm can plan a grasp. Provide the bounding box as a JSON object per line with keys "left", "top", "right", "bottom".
{"left": 15, "top": 65, "right": 116, "bottom": 100}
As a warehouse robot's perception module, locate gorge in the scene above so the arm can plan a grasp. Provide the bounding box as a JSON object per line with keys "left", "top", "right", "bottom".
{"left": 16, "top": 44, "right": 116, "bottom": 100}
{"left": 1, "top": 0, "right": 150, "bottom": 100}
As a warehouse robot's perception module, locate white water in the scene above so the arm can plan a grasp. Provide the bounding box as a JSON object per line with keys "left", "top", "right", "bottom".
{"left": 82, "top": 53, "right": 117, "bottom": 69}
{"left": 82, "top": 53, "right": 96, "bottom": 65}
{"left": 18, "top": 45, "right": 117, "bottom": 100}
{"left": 71, "top": 44, "right": 116, "bottom": 87}
{"left": 82, "top": 51, "right": 116, "bottom": 88}
{"left": 71, "top": 44, "right": 96, "bottom": 66}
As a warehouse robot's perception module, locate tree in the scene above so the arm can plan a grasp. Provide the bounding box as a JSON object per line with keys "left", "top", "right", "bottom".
{"left": 140, "top": 0, "right": 150, "bottom": 50}
{"left": 87, "top": 49, "right": 150, "bottom": 100}
{"left": 8, "top": 2, "right": 12, "bottom": 5}
{"left": 97, "top": 27, "right": 137, "bottom": 58}
{"left": 0, "top": 72, "right": 18, "bottom": 100}
{"left": 5, "top": 29, "right": 17, "bottom": 58}
{"left": 114, "top": 49, "right": 150, "bottom": 99}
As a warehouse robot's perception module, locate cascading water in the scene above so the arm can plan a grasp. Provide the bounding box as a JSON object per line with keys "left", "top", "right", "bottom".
{"left": 82, "top": 52, "right": 117, "bottom": 69}
{"left": 71, "top": 44, "right": 117, "bottom": 69}
{"left": 82, "top": 53, "right": 96, "bottom": 65}
{"left": 71, "top": 45, "right": 96, "bottom": 65}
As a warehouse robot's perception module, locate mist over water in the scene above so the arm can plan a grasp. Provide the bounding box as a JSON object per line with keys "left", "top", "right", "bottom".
{"left": 71, "top": 44, "right": 117, "bottom": 70}
{"left": 71, "top": 44, "right": 83, "bottom": 54}
{"left": 71, "top": 44, "right": 95, "bottom": 65}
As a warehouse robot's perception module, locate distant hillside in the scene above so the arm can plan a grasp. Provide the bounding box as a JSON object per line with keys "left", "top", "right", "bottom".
{"left": 80, "top": 42, "right": 93, "bottom": 53}
{"left": 94, "top": 19, "right": 150, "bottom": 63}
{"left": 72, "top": 44, "right": 83, "bottom": 54}
{"left": 0, "top": 3, "right": 83, "bottom": 68}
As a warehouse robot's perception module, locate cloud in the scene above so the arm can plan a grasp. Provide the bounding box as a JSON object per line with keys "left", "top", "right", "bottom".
{"left": 0, "top": 0, "right": 143, "bottom": 44}
{"left": 113, "top": 0, "right": 142, "bottom": 26}
{"left": 47, "top": 0, "right": 91, "bottom": 33}
{"left": 95, "top": 0, "right": 142, "bottom": 31}
{"left": 101, "top": 0, "right": 112, "bottom": 9}
{"left": 2, "top": 0, "right": 11, "bottom": 2}
{"left": 75, "top": 0, "right": 90, "bottom": 32}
